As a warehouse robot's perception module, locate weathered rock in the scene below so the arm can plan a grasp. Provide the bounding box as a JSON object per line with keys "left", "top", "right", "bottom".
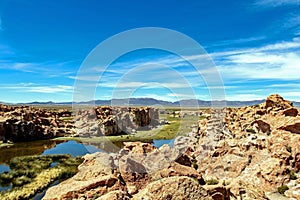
{"left": 75, "top": 106, "right": 159, "bottom": 136}
{"left": 282, "top": 108, "right": 298, "bottom": 117}
{"left": 43, "top": 152, "right": 125, "bottom": 200}
{"left": 95, "top": 190, "right": 130, "bottom": 200}
{"left": 159, "top": 162, "right": 203, "bottom": 182}
{"left": 194, "top": 94, "right": 300, "bottom": 199}
{"left": 132, "top": 176, "right": 213, "bottom": 200}
{"left": 0, "top": 105, "right": 73, "bottom": 142}
{"left": 279, "top": 122, "right": 300, "bottom": 134}
{"left": 265, "top": 94, "right": 293, "bottom": 110}
{"left": 251, "top": 119, "right": 271, "bottom": 134}
{"left": 285, "top": 183, "right": 300, "bottom": 199}
{"left": 40, "top": 94, "right": 300, "bottom": 200}
{"left": 203, "top": 185, "right": 231, "bottom": 200}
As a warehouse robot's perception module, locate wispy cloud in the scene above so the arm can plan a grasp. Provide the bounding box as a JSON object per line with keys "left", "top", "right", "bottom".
{"left": 1, "top": 83, "right": 73, "bottom": 93}
{"left": 255, "top": 0, "right": 300, "bottom": 7}
{"left": 282, "top": 15, "right": 300, "bottom": 35}
{"left": 219, "top": 52, "right": 300, "bottom": 80}
{"left": 0, "top": 59, "right": 76, "bottom": 77}
{"left": 0, "top": 16, "right": 2, "bottom": 31}
{"left": 99, "top": 81, "right": 197, "bottom": 89}
{"left": 206, "top": 36, "right": 266, "bottom": 48}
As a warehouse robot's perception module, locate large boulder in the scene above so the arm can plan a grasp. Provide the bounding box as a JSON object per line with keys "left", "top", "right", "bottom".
{"left": 265, "top": 94, "right": 293, "bottom": 110}
{"left": 43, "top": 152, "right": 124, "bottom": 200}
{"left": 279, "top": 122, "right": 300, "bottom": 134}
{"left": 132, "top": 176, "right": 212, "bottom": 200}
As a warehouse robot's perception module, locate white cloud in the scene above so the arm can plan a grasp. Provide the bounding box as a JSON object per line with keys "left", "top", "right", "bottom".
{"left": 0, "top": 60, "right": 75, "bottom": 77}
{"left": 266, "top": 83, "right": 300, "bottom": 88}
{"left": 209, "top": 38, "right": 300, "bottom": 59}
{"left": 228, "top": 52, "right": 289, "bottom": 64}
{"left": 99, "top": 81, "right": 196, "bottom": 89}
{"left": 4, "top": 84, "right": 73, "bottom": 93}
{"left": 255, "top": 0, "right": 300, "bottom": 7}
{"left": 207, "top": 36, "right": 266, "bottom": 48}
{"left": 68, "top": 75, "right": 100, "bottom": 81}
{"left": 219, "top": 51, "right": 300, "bottom": 80}
{"left": 225, "top": 94, "right": 265, "bottom": 101}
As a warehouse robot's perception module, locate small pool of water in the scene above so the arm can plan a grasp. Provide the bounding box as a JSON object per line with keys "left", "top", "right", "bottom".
{"left": 42, "top": 140, "right": 102, "bottom": 156}
{"left": 153, "top": 139, "right": 175, "bottom": 148}
{"left": 0, "top": 164, "right": 10, "bottom": 173}
{"left": 0, "top": 182, "right": 12, "bottom": 192}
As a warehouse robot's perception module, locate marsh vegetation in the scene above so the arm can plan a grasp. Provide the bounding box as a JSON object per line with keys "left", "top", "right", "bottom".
{"left": 0, "top": 154, "right": 83, "bottom": 199}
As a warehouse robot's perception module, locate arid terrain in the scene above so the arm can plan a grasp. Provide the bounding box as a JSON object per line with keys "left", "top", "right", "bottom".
{"left": 0, "top": 94, "right": 299, "bottom": 199}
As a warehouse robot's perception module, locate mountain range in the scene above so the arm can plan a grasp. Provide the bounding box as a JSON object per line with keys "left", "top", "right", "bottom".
{"left": 13, "top": 98, "right": 300, "bottom": 107}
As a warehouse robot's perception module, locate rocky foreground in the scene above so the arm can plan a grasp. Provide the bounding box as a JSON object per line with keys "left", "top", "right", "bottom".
{"left": 0, "top": 105, "right": 159, "bottom": 142}
{"left": 42, "top": 94, "right": 300, "bottom": 200}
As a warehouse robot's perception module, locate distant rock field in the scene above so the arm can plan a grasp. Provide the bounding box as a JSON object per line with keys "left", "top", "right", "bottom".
{"left": 0, "top": 105, "right": 159, "bottom": 142}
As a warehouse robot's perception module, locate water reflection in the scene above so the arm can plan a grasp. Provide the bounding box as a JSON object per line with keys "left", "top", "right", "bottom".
{"left": 0, "top": 182, "right": 12, "bottom": 192}
{"left": 0, "top": 138, "right": 174, "bottom": 194}
{"left": 0, "top": 164, "right": 10, "bottom": 173}
{"left": 42, "top": 141, "right": 93, "bottom": 156}
{"left": 0, "top": 140, "right": 64, "bottom": 164}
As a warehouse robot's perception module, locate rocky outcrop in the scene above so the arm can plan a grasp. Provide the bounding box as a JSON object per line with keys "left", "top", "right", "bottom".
{"left": 279, "top": 122, "right": 300, "bottom": 134}
{"left": 43, "top": 152, "right": 125, "bottom": 200}
{"left": 0, "top": 105, "right": 73, "bottom": 142}
{"left": 43, "top": 141, "right": 216, "bottom": 200}
{"left": 193, "top": 94, "right": 300, "bottom": 199}
{"left": 41, "top": 94, "right": 300, "bottom": 199}
{"left": 132, "top": 176, "right": 212, "bottom": 200}
{"left": 75, "top": 106, "right": 159, "bottom": 136}
{"left": 265, "top": 94, "right": 293, "bottom": 110}
{"left": 0, "top": 105, "right": 159, "bottom": 142}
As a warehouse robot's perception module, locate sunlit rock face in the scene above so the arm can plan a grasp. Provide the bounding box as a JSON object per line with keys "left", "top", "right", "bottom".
{"left": 74, "top": 106, "right": 159, "bottom": 136}
{"left": 195, "top": 94, "right": 300, "bottom": 199}
{"left": 0, "top": 105, "right": 73, "bottom": 142}
{"left": 43, "top": 141, "right": 213, "bottom": 200}
{"left": 0, "top": 104, "right": 159, "bottom": 141}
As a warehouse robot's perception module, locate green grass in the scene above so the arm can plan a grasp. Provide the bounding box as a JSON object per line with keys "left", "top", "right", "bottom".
{"left": 0, "top": 142, "right": 13, "bottom": 148}
{"left": 54, "top": 112, "right": 200, "bottom": 144}
{"left": 278, "top": 185, "right": 289, "bottom": 195}
{"left": 0, "top": 154, "right": 83, "bottom": 199}
{"left": 206, "top": 178, "right": 219, "bottom": 185}
{"left": 286, "top": 145, "right": 292, "bottom": 153}
{"left": 289, "top": 171, "right": 297, "bottom": 180}
{"left": 246, "top": 128, "right": 256, "bottom": 134}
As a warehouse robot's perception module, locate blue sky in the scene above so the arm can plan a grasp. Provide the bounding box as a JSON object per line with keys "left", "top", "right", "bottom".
{"left": 0, "top": 0, "right": 300, "bottom": 103}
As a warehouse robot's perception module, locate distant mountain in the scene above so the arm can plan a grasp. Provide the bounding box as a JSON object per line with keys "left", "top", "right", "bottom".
{"left": 13, "top": 98, "right": 263, "bottom": 107}
{"left": 10, "top": 97, "right": 300, "bottom": 107}
{"left": 293, "top": 101, "right": 300, "bottom": 107}
{"left": 27, "top": 101, "right": 56, "bottom": 105}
